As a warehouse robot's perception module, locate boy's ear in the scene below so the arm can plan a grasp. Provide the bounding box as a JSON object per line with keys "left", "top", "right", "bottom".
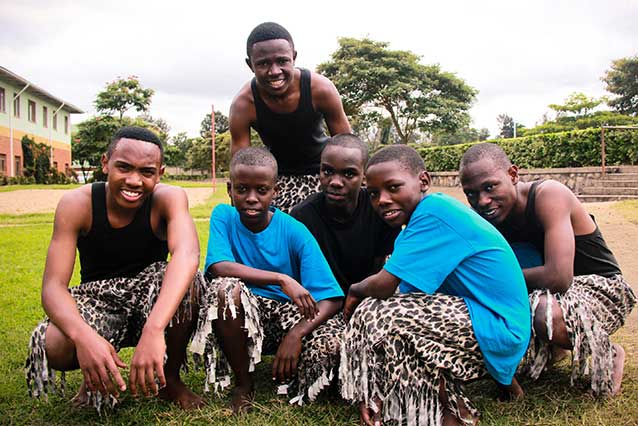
{"left": 419, "top": 170, "right": 431, "bottom": 193}
{"left": 507, "top": 165, "right": 520, "bottom": 185}
{"left": 245, "top": 57, "right": 253, "bottom": 71}
{"left": 226, "top": 181, "right": 232, "bottom": 195}
{"left": 293, "top": 50, "right": 298, "bottom": 61}
{"left": 101, "top": 153, "right": 109, "bottom": 175}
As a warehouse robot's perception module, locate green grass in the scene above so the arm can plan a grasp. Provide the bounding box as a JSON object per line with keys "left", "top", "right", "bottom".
{"left": 0, "top": 183, "right": 81, "bottom": 192}
{"left": 614, "top": 200, "right": 638, "bottom": 225}
{"left": 2, "top": 193, "right": 638, "bottom": 425}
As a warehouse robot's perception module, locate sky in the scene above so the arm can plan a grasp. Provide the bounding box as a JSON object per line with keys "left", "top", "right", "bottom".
{"left": 2, "top": 0, "right": 637, "bottom": 139}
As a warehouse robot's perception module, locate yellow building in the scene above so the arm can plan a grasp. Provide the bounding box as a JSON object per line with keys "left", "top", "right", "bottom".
{"left": 0, "top": 66, "right": 83, "bottom": 177}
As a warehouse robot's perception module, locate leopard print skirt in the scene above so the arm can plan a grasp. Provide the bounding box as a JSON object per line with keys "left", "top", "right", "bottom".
{"left": 340, "top": 293, "right": 486, "bottom": 426}
{"left": 25, "top": 261, "right": 204, "bottom": 412}
{"left": 522, "top": 273, "right": 636, "bottom": 396}
{"left": 271, "top": 174, "right": 321, "bottom": 214}
{"left": 190, "top": 277, "right": 343, "bottom": 404}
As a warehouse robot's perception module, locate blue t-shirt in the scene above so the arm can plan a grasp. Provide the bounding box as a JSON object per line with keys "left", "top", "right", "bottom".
{"left": 206, "top": 204, "right": 344, "bottom": 302}
{"left": 384, "top": 193, "right": 531, "bottom": 385}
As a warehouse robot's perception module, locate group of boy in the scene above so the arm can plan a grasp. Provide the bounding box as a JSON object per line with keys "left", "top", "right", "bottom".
{"left": 25, "top": 21, "right": 635, "bottom": 426}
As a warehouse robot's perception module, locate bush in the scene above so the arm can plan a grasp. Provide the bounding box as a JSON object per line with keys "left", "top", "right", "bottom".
{"left": 417, "top": 128, "right": 638, "bottom": 172}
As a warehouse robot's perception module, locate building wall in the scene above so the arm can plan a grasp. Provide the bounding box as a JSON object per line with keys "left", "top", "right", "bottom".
{"left": 0, "top": 80, "right": 73, "bottom": 176}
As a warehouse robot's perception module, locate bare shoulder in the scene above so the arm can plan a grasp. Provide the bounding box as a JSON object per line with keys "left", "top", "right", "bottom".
{"left": 310, "top": 71, "right": 339, "bottom": 99}
{"left": 152, "top": 183, "right": 189, "bottom": 208}
{"left": 230, "top": 81, "right": 255, "bottom": 116}
{"left": 55, "top": 184, "right": 93, "bottom": 231}
{"left": 534, "top": 179, "right": 584, "bottom": 218}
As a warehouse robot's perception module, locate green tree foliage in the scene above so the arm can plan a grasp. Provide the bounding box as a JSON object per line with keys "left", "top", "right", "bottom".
{"left": 548, "top": 92, "right": 602, "bottom": 118}
{"left": 318, "top": 37, "right": 477, "bottom": 144}
{"left": 497, "top": 114, "right": 515, "bottom": 138}
{"left": 417, "top": 128, "right": 638, "bottom": 172}
{"left": 200, "top": 110, "right": 230, "bottom": 139}
{"left": 20, "top": 135, "right": 69, "bottom": 184}
{"left": 95, "top": 76, "right": 154, "bottom": 122}
{"left": 138, "top": 113, "right": 171, "bottom": 144}
{"left": 602, "top": 56, "right": 638, "bottom": 116}
{"left": 520, "top": 111, "right": 638, "bottom": 136}
{"left": 431, "top": 126, "right": 490, "bottom": 146}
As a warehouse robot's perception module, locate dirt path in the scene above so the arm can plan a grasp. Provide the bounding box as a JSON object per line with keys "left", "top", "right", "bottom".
{"left": 0, "top": 187, "right": 215, "bottom": 215}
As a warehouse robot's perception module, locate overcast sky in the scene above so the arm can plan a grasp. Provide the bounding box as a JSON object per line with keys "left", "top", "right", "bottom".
{"left": 2, "top": 0, "right": 636, "bottom": 139}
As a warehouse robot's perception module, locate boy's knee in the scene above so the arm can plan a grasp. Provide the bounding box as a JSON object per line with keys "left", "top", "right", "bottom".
{"left": 44, "top": 323, "right": 78, "bottom": 371}
{"left": 217, "top": 282, "right": 242, "bottom": 313}
{"left": 533, "top": 294, "right": 570, "bottom": 347}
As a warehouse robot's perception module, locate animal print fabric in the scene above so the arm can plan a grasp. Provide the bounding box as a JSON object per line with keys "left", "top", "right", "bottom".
{"left": 340, "top": 293, "right": 486, "bottom": 426}
{"left": 190, "top": 277, "right": 343, "bottom": 404}
{"left": 272, "top": 174, "right": 321, "bottom": 214}
{"left": 522, "top": 273, "right": 635, "bottom": 396}
{"left": 25, "top": 261, "right": 204, "bottom": 412}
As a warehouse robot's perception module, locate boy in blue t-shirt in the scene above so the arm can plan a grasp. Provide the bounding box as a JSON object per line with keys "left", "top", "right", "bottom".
{"left": 340, "top": 145, "right": 531, "bottom": 426}
{"left": 190, "top": 147, "right": 343, "bottom": 414}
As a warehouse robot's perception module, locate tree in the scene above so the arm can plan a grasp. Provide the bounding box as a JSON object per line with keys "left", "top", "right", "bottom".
{"left": 95, "top": 76, "right": 154, "bottom": 122}
{"left": 431, "top": 126, "right": 490, "bottom": 146}
{"left": 138, "top": 113, "right": 171, "bottom": 144}
{"left": 200, "top": 110, "right": 229, "bottom": 140}
{"left": 548, "top": 92, "right": 602, "bottom": 118}
{"left": 318, "top": 38, "right": 477, "bottom": 144}
{"left": 497, "top": 114, "right": 515, "bottom": 138}
{"left": 602, "top": 56, "right": 638, "bottom": 116}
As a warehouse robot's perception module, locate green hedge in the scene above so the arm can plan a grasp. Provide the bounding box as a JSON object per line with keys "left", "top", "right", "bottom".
{"left": 416, "top": 128, "right": 638, "bottom": 172}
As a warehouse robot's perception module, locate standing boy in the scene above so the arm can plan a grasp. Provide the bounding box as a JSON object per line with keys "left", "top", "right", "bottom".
{"left": 341, "top": 145, "right": 530, "bottom": 426}
{"left": 459, "top": 142, "right": 636, "bottom": 396}
{"left": 229, "top": 22, "right": 351, "bottom": 212}
{"left": 291, "top": 134, "right": 399, "bottom": 293}
{"left": 26, "top": 126, "right": 204, "bottom": 411}
{"left": 190, "top": 147, "right": 343, "bottom": 413}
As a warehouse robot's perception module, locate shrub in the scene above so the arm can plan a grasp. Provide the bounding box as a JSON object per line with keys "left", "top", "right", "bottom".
{"left": 417, "top": 128, "right": 638, "bottom": 171}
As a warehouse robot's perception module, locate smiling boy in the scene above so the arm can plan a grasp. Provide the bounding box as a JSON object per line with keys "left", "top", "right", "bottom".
{"left": 190, "top": 147, "right": 343, "bottom": 413}
{"left": 229, "top": 22, "right": 350, "bottom": 212}
{"left": 340, "top": 145, "right": 530, "bottom": 426}
{"left": 290, "top": 134, "right": 399, "bottom": 293}
{"left": 459, "top": 142, "right": 636, "bottom": 397}
{"left": 25, "top": 126, "right": 204, "bottom": 411}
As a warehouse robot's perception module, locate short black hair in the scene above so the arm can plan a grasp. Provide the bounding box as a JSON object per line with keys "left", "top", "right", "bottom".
{"left": 324, "top": 133, "right": 369, "bottom": 165}
{"left": 367, "top": 145, "right": 425, "bottom": 175}
{"left": 107, "top": 126, "right": 164, "bottom": 162}
{"left": 459, "top": 143, "right": 511, "bottom": 172}
{"left": 246, "top": 22, "right": 294, "bottom": 58}
{"left": 230, "top": 147, "right": 278, "bottom": 179}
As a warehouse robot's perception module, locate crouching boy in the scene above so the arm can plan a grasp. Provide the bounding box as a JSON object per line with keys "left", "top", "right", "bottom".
{"left": 190, "top": 147, "right": 343, "bottom": 413}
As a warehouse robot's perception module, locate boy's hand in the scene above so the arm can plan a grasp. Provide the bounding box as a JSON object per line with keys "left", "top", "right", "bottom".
{"left": 74, "top": 328, "right": 127, "bottom": 397}
{"left": 279, "top": 275, "right": 318, "bottom": 320}
{"left": 272, "top": 331, "right": 302, "bottom": 383}
{"left": 343, "top": 292, "right": 363, "bottom": 322}
{"left": 129, "top": 327, "right": 166, "bottom": 397}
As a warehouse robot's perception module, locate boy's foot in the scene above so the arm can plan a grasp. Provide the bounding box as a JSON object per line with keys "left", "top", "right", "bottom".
{"left": 230, "top": 385, "right": 254, "bottom": 414}
{"left": 70, "top": 382, "right": 90, "bottom": 408}
{"left": 611, "top": 343, "right": 625, "bottom": 397}
{"left": 550, "top": 346, "right": 570, "bottom": 365}
{"left": 497, "top": 377, "right": 524, "bottom": 402}
{"left": 159, "top": 378, "right": 205, "bottom": 409}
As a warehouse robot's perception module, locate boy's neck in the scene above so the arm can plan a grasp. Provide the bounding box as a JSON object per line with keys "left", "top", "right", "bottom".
{"left": 240, "top": 209, "right": 274, "bottom": 233}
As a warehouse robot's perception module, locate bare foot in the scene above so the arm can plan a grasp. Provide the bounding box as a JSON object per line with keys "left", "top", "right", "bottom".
{"left": 611, "top": 343, "right": 625, "bottom": 397}
{"left": 497, "top": 377, "right": 524, "bottom": 402}
{"left": 158, "top": 378, "right": 205, "bottom": 409}
{"left": 359, "top": 397, "right": 382, "bottom": 426}
{"left": 230, "top": 385, "right": 254, "bottom": 415}
{"left": 70, "top": 382, "right": 90, "bottom": 408}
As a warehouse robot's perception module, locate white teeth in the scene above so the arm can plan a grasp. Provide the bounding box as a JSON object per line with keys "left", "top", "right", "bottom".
{"left": 122, "top": 190, "right": 141, "bottom": 198}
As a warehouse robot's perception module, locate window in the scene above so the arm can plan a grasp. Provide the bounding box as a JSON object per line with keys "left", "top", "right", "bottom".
{"left": 64, "top": 115, "right": 69, "bottom": 134}
{"left": 0, "top": 154, "right": 6, "bottom": 175}
{"left": 43, "top": 106, "right": 48, "bottom": 128}
{"left": 13, "top": 93, "right": 20, "bottom": 118}
{"left": 0, "top": 88, "right": 5, "bottom": 113}
{"left": 53, "top": 161, "right": 58, "bottom": 170}
{"left": 53, "top": 113, "right": 57, "bottom": 130}
{"left": 14, "top": 156, "right": 22, "bottom": 175}
{"left": 28, "top": 100, "right": 36, "bottom": 122}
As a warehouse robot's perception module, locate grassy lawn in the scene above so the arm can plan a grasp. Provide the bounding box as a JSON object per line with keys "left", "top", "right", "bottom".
{"left": 1, "top": 193, "right": 638, "bottom": 425}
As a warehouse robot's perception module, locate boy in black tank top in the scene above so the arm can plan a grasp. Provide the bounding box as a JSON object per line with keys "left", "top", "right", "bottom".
{"left": 26, "top": 126, "right": 205, "bottom": 411}
{"left": 459, "top": 142, "right": 636, "bottom": 398}
{"left": 229, "top": 22, "right": 351, "bottom": 213}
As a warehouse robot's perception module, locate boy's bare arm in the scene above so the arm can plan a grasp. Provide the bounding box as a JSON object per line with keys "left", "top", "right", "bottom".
{"left": 312, "top": 73, "right": 351, "bottom": 136}
{"left": 129, "top": 186, "right": 199, "bottom": 397}
{"left": 344, "top": 269, "right": 401, "bottom": 321}
{"left": 272, "top": 297, "right": 343, "bottom": 382}
{"left": 522, "top": 183, "right": 575, "bottom": 293}
{"left": 211, "top": 261, "right": 318, "bottom": 320}
{"left": 229, "top": 85, "right": 255, "bottom": 157}
{"left": 42, "top": 188, "right": 127, "bottom": 397}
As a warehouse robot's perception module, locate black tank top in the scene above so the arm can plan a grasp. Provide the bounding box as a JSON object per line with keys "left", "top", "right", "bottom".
{"left": 250, "top": 68, "right": 329, "bottom": 175}
{"left": 77, "top": 182, "right": 169, "bottom": 283}
{"left": 497, "top": 181, "right": 621, "bottom": 277}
